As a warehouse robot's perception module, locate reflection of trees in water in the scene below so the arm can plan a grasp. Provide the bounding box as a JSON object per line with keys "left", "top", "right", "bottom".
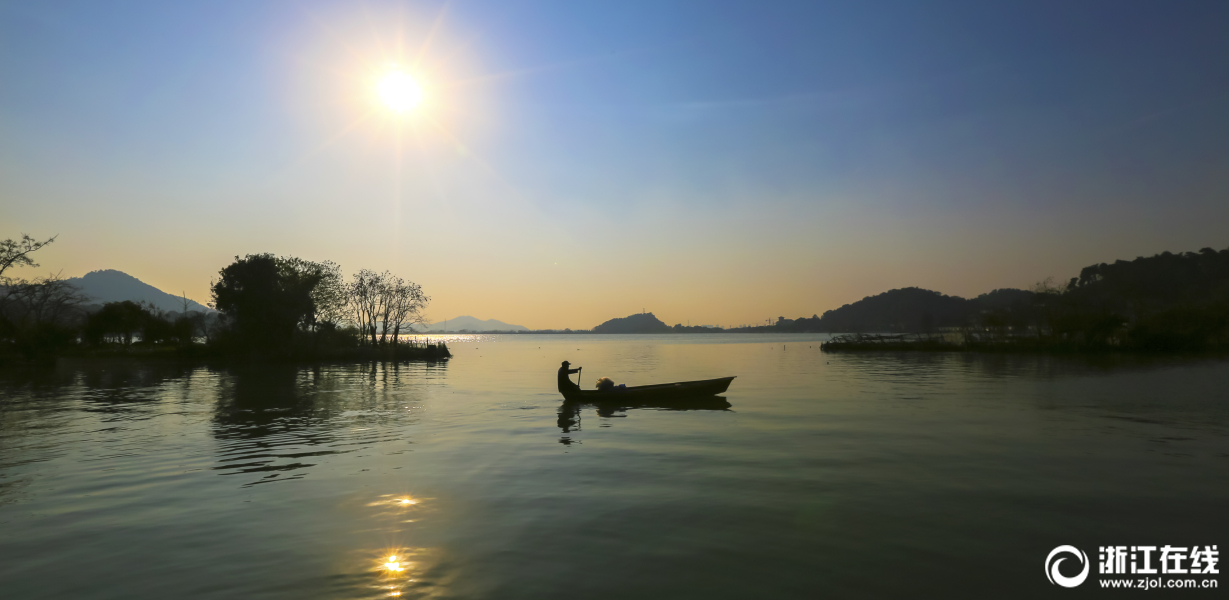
{"left": 211, "top": 361, "right": 447, "bottom": 486}
{"left": 0, "top": 360, "right": 208, "bottom": 506}
{"left": 832, "top": 351, "right": 1228, "bottom": 383}
{"left": 75, "top": 361, "right": 203, "bottom": 416}
{"left": 0, "top": 366, "right": 72, "bottom": 506}
{"left": 0, "top": 365, "right": 77, "bottom": 448}
{"left": 829, "top": 352, "right": 1229, "bottom": 433}
{"left": 557, "top": 396, "right": 732, "bottom": 445}
{"left": 1, "top": 360, "right": 203, "bottom": 428}
{"left": 1, "top": 361, "right": 202, "bottom": 421}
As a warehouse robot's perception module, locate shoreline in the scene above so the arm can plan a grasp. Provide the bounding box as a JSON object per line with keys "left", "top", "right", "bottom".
{"left": 0, "top": 342, "right": 452, "bottom": 368}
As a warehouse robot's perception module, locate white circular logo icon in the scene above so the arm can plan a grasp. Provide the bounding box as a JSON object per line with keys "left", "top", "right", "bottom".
{"left": 1045, "top": 545, "right": 1090, "bottom": 588}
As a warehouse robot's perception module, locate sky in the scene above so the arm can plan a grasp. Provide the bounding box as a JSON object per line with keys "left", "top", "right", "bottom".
{"left": 2, "top": 0, "right": 1228, "bottom": 329}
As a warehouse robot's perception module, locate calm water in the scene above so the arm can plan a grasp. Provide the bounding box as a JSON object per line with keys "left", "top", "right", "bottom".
{"left": 1, "top": 334, "right": 1226, "bottom": 599}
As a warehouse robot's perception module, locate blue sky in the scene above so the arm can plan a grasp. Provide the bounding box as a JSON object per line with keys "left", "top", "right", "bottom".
{"left": 2, "top": 1, "right": 1227, "bottom": 328}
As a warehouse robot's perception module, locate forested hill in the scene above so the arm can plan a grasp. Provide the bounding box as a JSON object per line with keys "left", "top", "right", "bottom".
{"left": 593, "top": 312, "right": 671, "bottom": 333}
{"left": 780, "top": 287, "right": 1034, "bottom": 333}
{"left": 789, "top": 247, "right": 1229, "bottom": 347}
{"left": 810, "top": 287, "right": 979, "bottom": 333}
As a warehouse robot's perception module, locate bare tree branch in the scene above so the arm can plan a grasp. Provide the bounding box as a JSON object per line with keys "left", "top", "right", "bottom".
{"left": 0, "top": 234, "right": 57, "bottom": 280}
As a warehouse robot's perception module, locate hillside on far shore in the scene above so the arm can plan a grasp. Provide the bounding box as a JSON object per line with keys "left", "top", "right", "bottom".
{"left": 68, "top": 270, "right": 212, "bottom": 314}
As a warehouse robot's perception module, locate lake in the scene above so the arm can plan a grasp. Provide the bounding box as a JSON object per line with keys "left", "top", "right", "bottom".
{"left": 1, "top": 334, "right": 1226, "bottom": 598}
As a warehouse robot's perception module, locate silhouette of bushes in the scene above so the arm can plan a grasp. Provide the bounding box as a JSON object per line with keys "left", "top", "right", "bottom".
{"left": 84, "top": 300, "right": 147, "bottom": 346}
{"left": 1127, "top": 305, "right": 1229, "bottom": 351}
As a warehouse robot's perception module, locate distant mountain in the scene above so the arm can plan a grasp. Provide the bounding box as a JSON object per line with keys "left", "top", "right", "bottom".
{"left": 593, "top": 312, "right": 671, "bottom": 333}
{"left": 416, "top": 316, "right": 528, "bottom": 332}
{"left": 67, "top": 270, "right": 212, "bottom": 314}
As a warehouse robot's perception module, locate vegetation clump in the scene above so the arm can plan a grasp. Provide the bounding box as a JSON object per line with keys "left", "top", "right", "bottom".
{"left": 0, "top": 235, "right": 447, "bottom": 363}
{"left": 208, "top": 254, "right": 439, "bottom": 360}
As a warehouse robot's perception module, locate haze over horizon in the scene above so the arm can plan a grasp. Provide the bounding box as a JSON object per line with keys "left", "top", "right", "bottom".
{"left": 3, "top": 1, "right": 1227, "bottom": 330}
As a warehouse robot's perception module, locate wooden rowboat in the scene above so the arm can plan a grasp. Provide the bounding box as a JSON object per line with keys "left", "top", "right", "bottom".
{"left": 558, "top": 375, "right": 735, "bottom": 402}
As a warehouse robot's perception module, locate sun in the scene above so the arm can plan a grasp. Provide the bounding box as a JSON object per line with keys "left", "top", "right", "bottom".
{"left": 377, "top": 67, "right": 423, "bottom": 114}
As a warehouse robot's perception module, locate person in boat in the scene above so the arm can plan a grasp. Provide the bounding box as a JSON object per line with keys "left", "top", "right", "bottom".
{"left": 558, "top": 361, "right": 581, "bottom": 396}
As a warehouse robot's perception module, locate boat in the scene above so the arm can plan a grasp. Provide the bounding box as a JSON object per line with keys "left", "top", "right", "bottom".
{"left": 557, "top": 393, "right": 732, "bottom": 434}
{"left": 558, "top": 374, "right": 736, "bottom": 402}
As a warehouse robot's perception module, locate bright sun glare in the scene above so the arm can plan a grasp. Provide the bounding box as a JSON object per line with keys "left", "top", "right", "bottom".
{"left": 377, "top": 68, "right": 423, "bottom": 114}
{"left": 385, "top": 555, "right": 404, "bottom": 572}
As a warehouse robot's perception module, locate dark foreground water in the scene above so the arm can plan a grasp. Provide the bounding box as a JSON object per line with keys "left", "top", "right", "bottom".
{"left": 1, "top": 334, "right": 1226, "bottom": 599}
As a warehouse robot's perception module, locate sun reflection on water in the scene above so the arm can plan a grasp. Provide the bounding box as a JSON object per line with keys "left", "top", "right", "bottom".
{"left": 367, "top": 494, "right": 424, "bottom": 510}
{"left": 384, "top": 555, "right": 404, "bottom": 572}
{"left": 364, "top": 494, "right": 434, "bottom": 596}
{"left": 375, "top": 547, "right": 416, "bottom": 581}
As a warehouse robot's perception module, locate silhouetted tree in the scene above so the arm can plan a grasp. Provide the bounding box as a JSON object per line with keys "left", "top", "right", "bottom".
{"left": 381, "top": 276, "right": 429, "bottom": 345}
{"left": 344, "top": 269, "right": 429, "bottom": 345}
{"left": 0, "top": 273, "right": 88, "bottom": 359}
{"left": 347, "top": 269, "right": 385, "bottom": 345}
{"left": 138, "top": 302, "right": 176, "bottom": 345}
{"left": 276, "top": 257, "right": 346, "bottom": 329}
{"left": 170, "top": 293, "right": 199, "bottom": 345}
{"left": 211, "top": 254, "right": 321, "bottom": 355}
